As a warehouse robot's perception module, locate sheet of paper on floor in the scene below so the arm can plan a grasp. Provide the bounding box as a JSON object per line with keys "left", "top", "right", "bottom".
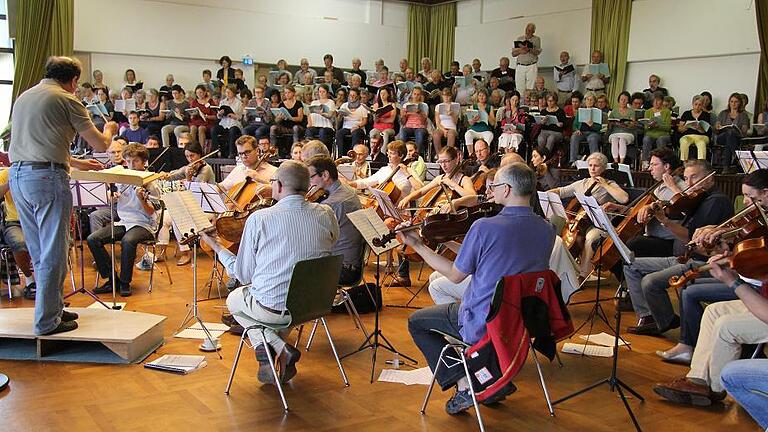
{"left": 562, "top": 342, "right": 614, "bottom": 357}
{"left": 579, "top": 332, "right": 630, "bottom": 347}
{"left": 378, "top": 367, "right": 434, "bottom": 386}
{"left": 87, "top": 302, "right": 127, "bottom": 310}
{"left": 174, "top": 322, "right": 229, "bottom": 339}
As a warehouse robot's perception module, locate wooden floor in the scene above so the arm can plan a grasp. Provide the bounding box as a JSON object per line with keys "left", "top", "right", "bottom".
{"left": 0, "top": 247, "right": 761, "bottom": 432}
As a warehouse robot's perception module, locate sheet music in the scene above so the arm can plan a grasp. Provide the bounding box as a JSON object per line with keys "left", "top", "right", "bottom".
{"left": 378, "top": 367, "right": 433, "bottom": 386}
{"left": 367, "top": 187, "right": 402, "bottom": 220}
{"left": 537, "top": 191, "right": 567, "bottom": 220}
{"left": 575, "top": 194, "right": 634, "bottom": 265}
{"left": 337, "top": 164, "right": 355, "bottom": 181}
{"left": 186, "top": 182, "right": 228, "bottom": 213}
{"left": 562, "top": 342, "right": 614, "bottom": 357}
{"left": 163, "top": 191, "right": 214, "bottom": 241}
{"left": 348, "top": 208, "right": 400, "bottom": 256}
{"left": 70, "top": 180, "right": 109, "bottom": 207}
{"left": 736, "top": 150, "right": 768, "bottom": 174}
{"left": 92, "top": 152, "right": 110, "bottom": 164}
{"left": 579, "top": 332, "right": 630, "bottom": 347}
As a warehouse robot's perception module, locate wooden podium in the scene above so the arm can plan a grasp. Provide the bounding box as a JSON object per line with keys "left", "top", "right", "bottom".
{"left": 0, "top": 308, "right": 166, "bottom": 364}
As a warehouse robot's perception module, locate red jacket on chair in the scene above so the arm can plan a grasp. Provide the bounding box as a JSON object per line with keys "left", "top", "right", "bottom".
{"left": 465, "top": 270, "right": 573, "bottom": 401}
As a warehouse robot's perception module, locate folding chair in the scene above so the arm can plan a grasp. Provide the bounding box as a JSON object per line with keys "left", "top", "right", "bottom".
{"left": 224, "top": 254, "right": 349, "bottom": 411}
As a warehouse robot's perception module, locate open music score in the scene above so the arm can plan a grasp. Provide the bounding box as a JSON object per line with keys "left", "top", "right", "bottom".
{"left": 367, "top": 187, "right": 402, "bottom": 220}
{"left": 538, "top": 191, "right": 567, "bottom": 220}
{"left": 575, "top": 194, "right": 634, "bottom": 266}
{"left": 71, "top": 166, "right": 164, "bottom": 186}
{"left": 163, "top": 190, "right": 215, "bottom": 244}
{"left": 348, "top": 208, "right": 401, "bottom": 256}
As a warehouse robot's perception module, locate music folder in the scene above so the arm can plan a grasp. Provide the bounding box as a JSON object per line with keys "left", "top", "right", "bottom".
{"left": 348, "top": 208, "right": 400, "bottom": 256}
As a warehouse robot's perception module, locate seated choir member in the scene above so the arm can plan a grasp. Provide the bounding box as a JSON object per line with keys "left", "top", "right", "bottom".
{"left": 0, "top": 167, "right": 36, "bottom": 299}
{"left": 399, "top": 87, "right": 429, "bottom": 156}
{"left": 306, "top": 156, "right": 364, "bottom": 285}
{"left": 201, "top": 161, "right": 338, "bottom": 384}
{"left": 606, "top": 91, "right": 640, "bottom": 164}
{"left": 569, "top": 91, "right": 604, "bottom": 164}
{"left": 242, "top": 85, "right": 272, "bottom": 140}
{"left": 305, "top": 84, "right": 336, "bottom": 148}
{"left": 640, "top": 92, "right": 672, "bottom": 167}
{"left": 369, "top": 85, "right": 398, "bottom": 148}
{"left": 404, "top": 162, "right": 555, "bottom": 414}
{"left": 622, "top": 160, "right": 733, "bottom": 336}
{"left": 548, "top": 152, "right": 629, "bottom": 279}
{"left": 432, "top": 88, "right": 459, "bottom": 154}
{"left": 497, "top": 90, "right": 527, "bottom": 153}
{"left": 122, "top": 111, "right": 149, "bottom": 144}
{"left": 677, "top": 95, "right": 712, "bottom": 161}
{"left": 715, "top": 92, "right": 750, "bottom": 173}
{"left": 269, "top": 84, "right": 305, "bottom": 151}
{"left": 464, "top": 89, "right": 496, "bottom": 156}
{"left": 334, "top": 87, "right": 368, "bottom": 156}
{"left": 89, "top": 144, "right": 160, "bottom": 297}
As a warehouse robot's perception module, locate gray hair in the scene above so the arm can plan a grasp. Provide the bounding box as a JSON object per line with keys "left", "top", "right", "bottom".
{"left": 276, "top": 160, "right": 310, "bottom": 193}
{"left": 495, "top": 162, "right": 535, "bottom": 197}
{"left": 691, "top": 94, "right": 704, "bottom": 105}
{"left": 586, "top": 152, "right": 608, "bottom": 169}
{"left": 301, "top": 140, "right": 330, "bottom": 160}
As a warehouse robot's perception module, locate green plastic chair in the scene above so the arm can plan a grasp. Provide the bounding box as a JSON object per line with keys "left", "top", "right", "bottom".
{"left": 224, "top": 254, "right": 347, "bottom": 411}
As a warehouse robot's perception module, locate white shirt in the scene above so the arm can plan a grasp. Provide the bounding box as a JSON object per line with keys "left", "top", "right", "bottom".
{"left": 217, "top": 195, "right": 339, "bottom": 310}
{"left": 340, "top": 102, "right": 367, "bottom": 130}
{"left": 218, "top": 163, "right": 249, "bottom": 192}
{"left": 218, "top": 96, "right": 243, "bottom": 129}
{"left": 309, "top": 99, "right": 336, "bottom": 129}
{"left": 356, "top": 164, "right": 413, "bottom": 198}
{"left": 115, "top": 182, "right": 159, "bottom": 232}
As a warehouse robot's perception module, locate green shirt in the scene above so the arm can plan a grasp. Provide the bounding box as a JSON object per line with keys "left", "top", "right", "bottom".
{"left": 644, "top": 108, "right": 671, "bottom": 139}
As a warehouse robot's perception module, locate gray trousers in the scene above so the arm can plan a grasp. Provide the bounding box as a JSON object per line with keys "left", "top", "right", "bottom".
{"left": 623, "top": 256, "right": 704, "bottom": 330}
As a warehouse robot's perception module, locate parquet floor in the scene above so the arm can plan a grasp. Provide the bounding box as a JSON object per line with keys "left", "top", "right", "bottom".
{"left": 0, "top": 247, "right": 761, "bottom": 432}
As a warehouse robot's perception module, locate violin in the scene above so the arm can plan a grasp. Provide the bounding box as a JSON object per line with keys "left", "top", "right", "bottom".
{"left": 668, "top": 236, "right": 768, "bottom": 289}
{"left": 661, "top": 170, "right": 715, "bottom": 219}
{"left": 677, "top": 202, "right": 768, "bottom": 263}
{"left": 185, "top": 150, "right": 220, "bottom": 182}
{"left": 305, "top": 185, "right": 328, "bottom": 203}
{"left": 374, "top": 202, "right": 502, "bottom": 248}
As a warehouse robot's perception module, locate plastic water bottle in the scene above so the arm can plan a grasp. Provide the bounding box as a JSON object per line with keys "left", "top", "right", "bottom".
{"left": 392, "top": 353, "right": 400, "bottom": 369}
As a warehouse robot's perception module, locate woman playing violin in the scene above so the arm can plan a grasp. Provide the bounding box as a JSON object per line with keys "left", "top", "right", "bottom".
{"left": 398, "top": 146, "right": 475, "bottom": 210}
{"left": 531, "top": 146, "right": 559, "bottom": 192}
{"left": 548, "top": 152, "right": 629, "bottom": 278}
{"left": 162, "top": 142, "right": 215, "bottom": 184}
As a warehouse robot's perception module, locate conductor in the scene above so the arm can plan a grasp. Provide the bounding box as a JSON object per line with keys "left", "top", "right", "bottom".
{"left": 9, "top": 56, "right": 116, "bottom": 335}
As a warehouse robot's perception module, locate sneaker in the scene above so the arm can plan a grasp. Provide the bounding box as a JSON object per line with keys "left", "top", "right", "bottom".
{"left": 135, "top": 255, "right": 153, "bottom": 271}
{"left": 445, "top": 389, "right": 475, "bottom": 415}
{"left": 41, "top": 320, "right": 78, "bottom": 336}
{"left": 255, "top": 344, "right": 277, "bottom": 384}
{"left": 61, "top": 310, "right": 79, "bottom": 322}
{"left": 23, "top": 282, "right": 37, "bottom": 300}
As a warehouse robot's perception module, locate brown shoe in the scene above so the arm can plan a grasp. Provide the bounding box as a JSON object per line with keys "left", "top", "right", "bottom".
{"left": 278, "top": 344, "right": 301, "bottom": 383}
{"left": 653, "top": 377, "right": 715, "bottom": 406}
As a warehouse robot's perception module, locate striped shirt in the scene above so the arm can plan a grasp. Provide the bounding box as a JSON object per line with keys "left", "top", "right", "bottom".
{"left": 217, "top": 194, "right": 339, "bottom": 310}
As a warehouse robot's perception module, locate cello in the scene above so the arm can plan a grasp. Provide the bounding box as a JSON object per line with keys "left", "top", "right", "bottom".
{"left": 561, "top": 178, "right": 601, "bottom": 257}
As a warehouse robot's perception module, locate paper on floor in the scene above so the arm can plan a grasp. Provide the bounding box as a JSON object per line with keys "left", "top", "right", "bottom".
{"left": 87, "top": 301, "right": 127, "bottom": 310}
{"left": 174, "top": 322, "right": 228, "bottom": 339}
{"left": 562, "top": 342, "right": 614, "bottom": 358}
{"left": 579, "top": 332, "right": 630, "bottom": 347}
{"left": 378, "top": 367, "right": 434, "bottom": 386}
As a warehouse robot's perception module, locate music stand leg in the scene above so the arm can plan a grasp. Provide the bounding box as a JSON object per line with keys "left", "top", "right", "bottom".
{"left": 339, "top": 252, "right": 417, "bottom": 383}
{"left": 174, "top": 240, "right": 222, "bottom": 359}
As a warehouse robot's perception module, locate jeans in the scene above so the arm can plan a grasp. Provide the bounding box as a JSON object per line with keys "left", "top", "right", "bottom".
{"left": 679, "top": 279, "right": 737, "bottom": 347}
{"left": 335, "top": 128, "right": 365, "bottom": 156}
{"left": 9, "top": 164, "right": 71, "bottom": 335}
{"left": 641, "top": 135, "right": 671, "bottom": 161}
{"left": 716, "top": 128, "right": 741, "bottom": 167}
{"left": 569, "top": 132, "right": 601, "bottom": 162}
{"left": 623, "top": 256, "right": 703, "bottom": 328}
{"left": 87, "top": 225, "right": 153, "bottom": 285}
{"left": 243, "top": 123, "right": 269, "bottom": 139}
{"left": 306, "top": 127, "right": 335, "bottom": 148}
{"left": 721, "top": 359, "right": 768, "bottom": 429}
{"left": 537, "top": 130, "right": 563, "bottom": 152}
{"left": 89, "top": 207, "right": 118, "bottom": 235}
{"left": 400, "top": 127, "right": 428, "bottom": 155}
{"left": 408, "top": 302, "right": 466, "bottom": 390}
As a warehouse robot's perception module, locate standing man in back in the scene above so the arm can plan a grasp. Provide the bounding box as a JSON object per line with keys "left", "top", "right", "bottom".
{"left": 511, "top": 23, "right": 542, "bottom": 90}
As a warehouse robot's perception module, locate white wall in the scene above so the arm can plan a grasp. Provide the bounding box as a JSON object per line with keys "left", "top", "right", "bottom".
{"left": 455, "top": 0, "right": 592, "bottom": 69}
{"left": 625, "top": 0, "right": 760, "bottom": 113}
{"left": 74, "top": 0, "right": 408, "bottom": 91}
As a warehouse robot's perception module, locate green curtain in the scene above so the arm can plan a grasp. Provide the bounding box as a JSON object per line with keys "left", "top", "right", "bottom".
{"left": 590, "top": 0, "right": 632, "bottom": 105}
{"left": 754, "top": 0, "right": 768, "bottom": 122}
{"left": 12, "top": 0, "right": 74, "bottom": 101}
{"left": 407, "top": 2, "right": 456, "bottom": 73}
{"left": 407, "top": 4, "right": 430, "bottom": 72}
{"left": 427, "top": 3, "right": 456, "bottom": 73}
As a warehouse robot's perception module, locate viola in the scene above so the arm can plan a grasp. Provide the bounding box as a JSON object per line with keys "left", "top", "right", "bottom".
{"left": 305, "top": 185, "right": 328, "bottom": 203}
{"left": 677, "top": 202, "right": 768, "bottom": 263}
{"left": 668, "top": 236, "right": 768, "bottom": 289}
{"left": 661, "top": 170, "right": 715, "bottom": 219}
{"left": 184, "top": 150, "right": 219, "bottom": 182}
{"left": 373, "top": 202, "right": 502, "bottom": 248}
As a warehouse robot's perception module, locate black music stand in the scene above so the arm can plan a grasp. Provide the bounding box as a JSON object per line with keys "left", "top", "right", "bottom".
{"left": 343, "top": 208, "right": 417, "bottom": 382}
{"left": 65, "top": 180, "right": 119, "bottom": 310}
{"left": 553, "top": 194, "right": 643, "bottom": 431}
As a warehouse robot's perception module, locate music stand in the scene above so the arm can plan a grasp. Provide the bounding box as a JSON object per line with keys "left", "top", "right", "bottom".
{"left": 64, "top": 180, "right": 119, "bottom": 310}
{"left": 553, "top": 194, "right": 643, "bottom": 431}
{"left": 736, "top": 150, "right": 768, "bottom": 174}
{"left": 343, "top": 208, "right": 417, "bottom": 382}
{"left": 187, "top": 182, "right": 228, "bottom": 300}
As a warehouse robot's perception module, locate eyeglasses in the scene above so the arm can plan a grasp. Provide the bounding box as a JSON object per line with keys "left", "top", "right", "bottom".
{"left": 487, "top": 182, "right": 511, "bottom": 192}
{"left": 436, "top": 158, "right": 455, "bottom": 164}
{"left": 238, "top": 149, "right": 254, "bottom": 158}
{"left": 269, "top": 178, "right": 281, "bottom": 186}
{"left": 309, "top": 171, "right": 321, "bottom": 178}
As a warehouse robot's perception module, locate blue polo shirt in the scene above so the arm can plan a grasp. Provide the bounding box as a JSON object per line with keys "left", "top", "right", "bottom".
{"left": 454, "top": 205, "right": 555, "bottom": 344}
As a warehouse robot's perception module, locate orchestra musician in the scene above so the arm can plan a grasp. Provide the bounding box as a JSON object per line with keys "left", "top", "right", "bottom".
{"left": 348, "top": 140, "right": 423, "bottom": 286}
{"left": 653, "top": 169, "right": 768, "bottom": 364}
{"left": 548, "top": 152, "right": 629, "bottom": 279}
{"left": 349, "top": 143, "right": 370, "bottom": 180}
{"left": 530, "top": 146, "right": 559, "bottom": 191}
{"left": 464, "top": 139, "right": 499, "bottom": 177}
{"left": 368, "top": 131, "right": 389, "bottom": 164}
{"left": 89, "top": 143, "right": 160, "bottom": 297}
{"left": 201, "top": 160, "right": 338, "bottom": 385}
{"left": 405, "top": 141, "right": 426, "bottom": 182}
{"left": 397, "top": 146, "right": 475, "bottom": 210}
{"left": 622, "top": 160, "right": 733, "bottom": 336}
{"left": 306, "top": 156, "right": 364, "bottom": 284}
{"left": 403, "top": 162, "right": 555, "bottom": 414}
{"left": 218, "top": 135, "right": 276, "bottom": 192}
